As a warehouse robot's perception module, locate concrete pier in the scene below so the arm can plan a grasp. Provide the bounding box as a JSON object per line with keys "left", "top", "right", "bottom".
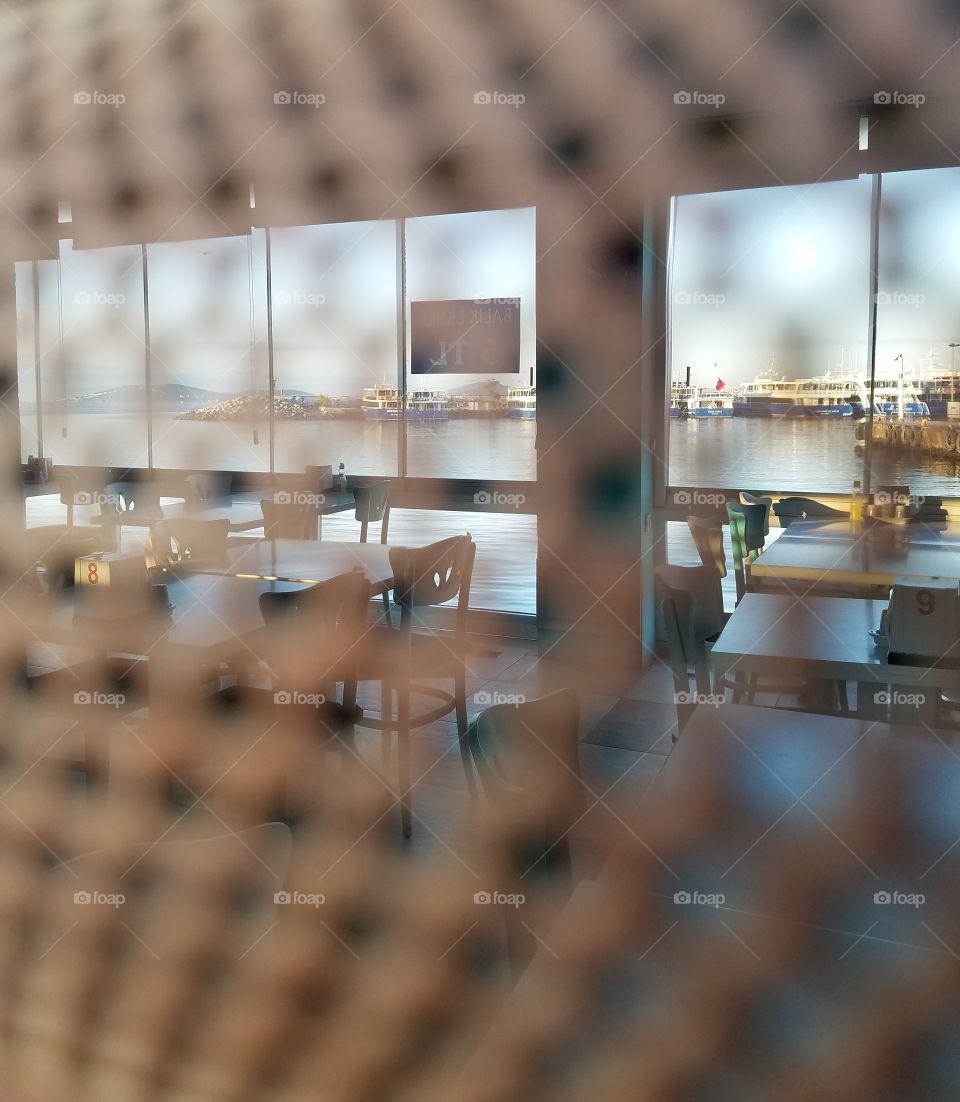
{"left": 856, "top": 419, "right": 960, "bottom": 456}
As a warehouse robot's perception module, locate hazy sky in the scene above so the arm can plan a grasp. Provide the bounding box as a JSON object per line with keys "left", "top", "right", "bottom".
{"left": 670, "top": 166, "right": 960, "bottom": 388}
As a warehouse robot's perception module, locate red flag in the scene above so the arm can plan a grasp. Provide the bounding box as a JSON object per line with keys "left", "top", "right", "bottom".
{"left": 716, "top": 378, "right": 726, "bottom": 391}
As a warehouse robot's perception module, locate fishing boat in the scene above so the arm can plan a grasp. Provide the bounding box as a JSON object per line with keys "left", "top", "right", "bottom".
{"left": 506, "top": 386, "right": 536, "bottom": 419}
{"left": 671, "top": 381, "right": 734, "bottom": 418}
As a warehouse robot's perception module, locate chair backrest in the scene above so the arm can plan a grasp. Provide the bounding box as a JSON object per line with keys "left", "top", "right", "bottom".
{"left": 686, "top": 516, "right": 726, "bottom": 577}
{"left": 466, "top": 689, "right": 582, "bottom": 886}
{"left": 655, "top": 563, "right": 723, "bottom": 726}
{"left": 353, "top": 481, "right": 391, "bottom": 543}
{"left": 772, "top": 496, "right": 848, "bottom": 528}
{"left": 728, "top": 500, "right": 767, "bottom": 554}
{"left": 738, "top": 492, "right": 772, "bottom": 538}
{"left": 260, "top": 497, "right": 317, "bottom": 540}
{"left": 389, "top": 534, "right": 476, "bottom": 628}
{"left": 259, "top": 571, "right": 372, "bottom": 698}
{"left": 23, "top": 525, "right": 107, "bottom": 593}
{"left": 725, "top": 503, "right": 755, "bottom": 602}
{"left": 149, "top": 518, "right": 230, "bottom": 566}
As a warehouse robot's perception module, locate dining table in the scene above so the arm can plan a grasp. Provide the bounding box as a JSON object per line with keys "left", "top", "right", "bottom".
{"left": 707, "top": 591, "right": 960, "bottom": 722}
{"left": 751, "top": 517, "right": 960, "bottom": 588}
{"left": 170, "top": 538, "right": 394, "bottom": 592}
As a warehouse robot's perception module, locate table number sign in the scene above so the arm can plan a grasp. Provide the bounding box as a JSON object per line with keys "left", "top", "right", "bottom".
{"left": 883, "top": 576, "right": 960, "bottom": 665}
{"left": 74, "top": 553, "right": 148, "bottom": 590}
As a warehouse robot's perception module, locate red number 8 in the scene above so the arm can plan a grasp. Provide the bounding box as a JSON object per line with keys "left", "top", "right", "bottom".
{"left": 916, "top": 590, "right": 935, "bottom": 616}
{"left": 87, "top": 562, "right": 99, "bottom": 585}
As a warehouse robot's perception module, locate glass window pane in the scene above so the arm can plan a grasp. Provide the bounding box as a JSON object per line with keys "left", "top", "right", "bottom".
{"left": 41, "top": 241, "right": 149, "bottom": 469}
{"left": 146, "top": 233, "right": 269, "bottom": 472}
{"left": 269, "top": 219, "right": 399, "bottom": 475}
{"left": 15, "top": 261, "right": 39, "bottom": 464}
{"left": 404, "top": 208, "right": 537, "bottom": 481}
{"left": 668, "top": 179, "right": 871, "bottom": 493}
{"left": 876, "top": 166, "right": 960, "bottom": 498}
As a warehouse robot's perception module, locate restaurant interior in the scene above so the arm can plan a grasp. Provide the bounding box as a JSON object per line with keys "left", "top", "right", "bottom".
{"left": 3, "top": 1, "right": 960, "bottom": 1099}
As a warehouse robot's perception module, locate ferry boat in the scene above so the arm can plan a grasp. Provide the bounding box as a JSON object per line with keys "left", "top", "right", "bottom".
{"left": 361, "top": 386, "right": 450, "bottom": 419}
{"left": 407, "top": 389, "right": 449, "bottom": 419}
{"left": 913, "top": 348, "right": 960, "bottom": 418}
{"left": 506, "top": 386, "right": 536, "bottom": 419}
{"left": 733, "top": 364, "right": 862, "bottom": 418}
{"left": 671, "top": 381, "right": 734, "bottom": 418}
{"left": 362, "top": 386, "right": 403, "bottom": 419}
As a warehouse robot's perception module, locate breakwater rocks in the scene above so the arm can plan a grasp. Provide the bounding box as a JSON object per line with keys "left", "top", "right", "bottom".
{"left": 856, "top": 418, "right": 960, "bottom": 456}
{"left": 178, "top": 395, "right": 359, "bottom": 422}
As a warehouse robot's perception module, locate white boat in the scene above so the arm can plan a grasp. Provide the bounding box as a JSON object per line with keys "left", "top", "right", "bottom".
{"left": 361, "top": 386, "right": 449, "bottom": 419}
{"left": 671, "top": 381, "right": 733, "bottom": 418}
{"left": 506, "top": 386, "right": 536, "bottom": 419}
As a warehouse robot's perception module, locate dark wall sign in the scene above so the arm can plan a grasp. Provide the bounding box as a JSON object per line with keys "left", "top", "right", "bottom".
{"left": 410, "top": 298, "right": 521, "bottom": 375}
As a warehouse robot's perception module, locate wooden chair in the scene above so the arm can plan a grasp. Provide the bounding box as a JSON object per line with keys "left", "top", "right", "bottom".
{"left": 260, "top": 497, "right": 317, "bottom": 540}
{"left": 353, "top": 481, "right": 393, "bottom": 623}
{"left": 149, "top": 518, "right": 230, "bottom": 567}
{"left": 358, "top": 534, "right": 476, "bottom": 837}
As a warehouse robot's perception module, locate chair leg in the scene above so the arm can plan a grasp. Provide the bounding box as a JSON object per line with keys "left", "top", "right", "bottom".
{"left": 455, "top": 669, "right": 477, "bottom": 797}
{"left": 381, "top": 590, "right": 392, "bottom": 626}
{"left": 397, "top": 681, "right": 412, "bottom": 838}
{"left": 380, "top": 680, "right": 393, "bottom": 767}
